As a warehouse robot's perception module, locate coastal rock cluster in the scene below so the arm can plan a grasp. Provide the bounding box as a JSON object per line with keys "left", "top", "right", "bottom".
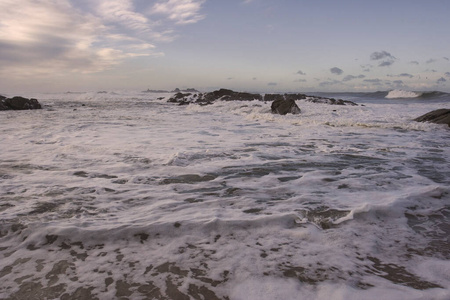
{"left": 0, "top": 95, "right": 42, "bottom": 110}
{"left": 167, "top": 88, "right": 357, "bottom": 114}
{"left": 414, "top": 109, "right": 450, "bottom": 127}
{"left": 143, "top": 87, "right": 200, "bottom": 93}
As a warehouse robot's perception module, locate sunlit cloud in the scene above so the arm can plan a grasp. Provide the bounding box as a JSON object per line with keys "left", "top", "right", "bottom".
{"left": 152, "top": 0, "right": 206, "bottom": 25}
{"left": 96, "top": 0, "right": 151, "bottom": 32}
{"left": 0, "top": 0, "right": 203, "bottom": 79}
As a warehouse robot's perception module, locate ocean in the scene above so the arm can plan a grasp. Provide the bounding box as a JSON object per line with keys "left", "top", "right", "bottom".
{"left": 1, "top": 89, "right": 449, "bottom": 299}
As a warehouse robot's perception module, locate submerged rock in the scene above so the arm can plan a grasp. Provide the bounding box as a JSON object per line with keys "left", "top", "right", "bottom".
{"left": 271, "top": 99, "right": 301, "bottom": 115}
{"left": 0, "top": 96, "right": 42, "bottom": 110}
{"left": 414, "top": 109, "right": 450, "bottom": 127}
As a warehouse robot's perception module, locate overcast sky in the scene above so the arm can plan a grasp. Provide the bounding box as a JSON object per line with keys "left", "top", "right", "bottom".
{"left": 1, "top": 0, "right": 450, "bottom": 93}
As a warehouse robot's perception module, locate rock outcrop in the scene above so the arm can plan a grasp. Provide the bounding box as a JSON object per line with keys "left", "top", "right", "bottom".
{"left": 414, "top": 109, "right": 450, "bottom": 127}
{"left": 0, "top": 96, "right": 42, "bottom": 110}
{"left": 166, "top": 89, "right": 358, "bottom": 115}
{"left": 271, "top": 99, "right": 301, "bottom": 115}
{"left": 167, "top": 89, "right": 263, "bottom": 106}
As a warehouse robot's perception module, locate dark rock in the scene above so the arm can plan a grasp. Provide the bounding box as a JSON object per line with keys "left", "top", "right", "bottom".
{"left": 143, "top": 88, "right": 169, "bottom": 93}
{"left": 171, "top": 88, "right": 200, "bottom": 93}
{"left": 204, "top": 89, "right": 262, "bottom": 101}
{"left": 264, "top": 93, "right": 306, "bottom": 102}
{"left": 284, "top": 93, "right": 307, "bottom": 101}
{"left": 264, "top": 94, "right": 285, "bottom": 102}
{"left": 414, "top": 109, "right": 450, "bottom": 127}
{"left": 305, "top": 96, "right": 358, "bottom": 106}
{"left": 271, "top": 99, "right": 301, "bottom": 115}
{"left": 167, "top": 89, "right": 262, "bottom": 104}
{"left": 182, "top": 88, "right": 200, "bottom": 93}
{"left": 167, "top": 92, "right": 192, "bottom": 103}
{"left": 0, "top": 96, "right": 42, "bottom": 110}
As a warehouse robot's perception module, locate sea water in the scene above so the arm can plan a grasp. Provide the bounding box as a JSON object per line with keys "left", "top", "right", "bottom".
{"left": 0, "top": 90, "right": 449, "bottom": 299}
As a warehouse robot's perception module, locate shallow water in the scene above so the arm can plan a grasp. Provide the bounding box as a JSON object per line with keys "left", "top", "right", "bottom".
{"left": 1, "top": 91, "right": 449, "bottom": 299}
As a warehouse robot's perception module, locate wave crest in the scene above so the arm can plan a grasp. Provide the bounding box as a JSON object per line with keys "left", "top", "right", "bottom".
{"left": 385, "top": 89, "right": 422, "bottom": 99}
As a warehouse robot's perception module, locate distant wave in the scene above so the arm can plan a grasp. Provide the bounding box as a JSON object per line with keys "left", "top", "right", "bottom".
{"left": 385, "top": 89, "right": 422, "bottom": 99}
{"left": 385, "top": 89, "right": 449, "bottom": 99}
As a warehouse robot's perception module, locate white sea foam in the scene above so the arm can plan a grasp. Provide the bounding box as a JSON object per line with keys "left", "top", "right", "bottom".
{"left": 0, "top": 91, "right": 449, "bottom": 299}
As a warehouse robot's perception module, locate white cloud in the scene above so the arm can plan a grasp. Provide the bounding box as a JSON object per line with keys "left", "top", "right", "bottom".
{"left": 0, "top": 0, "right": 202, "bottom": 79}
{"left": 96, "top": 0, "right": 151, "bottom": 32}
{"left": 0, "top": 0, "right": 114, "bottom": 76}
{"left": 152, "top": 0, "right": 206, "bottom": 25}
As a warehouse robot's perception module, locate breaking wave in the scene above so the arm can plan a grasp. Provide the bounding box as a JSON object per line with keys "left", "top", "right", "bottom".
{"left": 385, "top": 89, "right": 449, "bottom": 99}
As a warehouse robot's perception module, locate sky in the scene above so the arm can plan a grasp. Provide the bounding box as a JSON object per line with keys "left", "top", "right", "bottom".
{"left": 1, "top": 0, "right": 450, "bottom": 93}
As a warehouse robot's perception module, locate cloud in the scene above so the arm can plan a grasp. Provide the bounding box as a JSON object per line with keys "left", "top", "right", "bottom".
{"left": 426, "top": 58, "right": 436, "bottom": 64}
{"left": 294, "top": 79, "right": 307, "bottom": 83}
{"left": 152, "top": 0, "right": 206, "bottom": 25}
{"left": 392, "top": 80, "right": 405, "bottom": 86}
{"left": 0, "top": 0, "right": 203, "bottom": 79}
{"left": 370, "top": 51, "right": 396, "bottom": 67}
{"left": 437, "top": 77, "right": 447, "bottom": 84}
{"left": 363, "top": 79, "right": 383, "bottom": 85}
{"left": 410, "top": 61, "right": 419, "bottom": 65}
{"left": 360, "top": 64, "right": 373, "bottom": 72}
{"left": 387, "top": 73, "right": 414, "bottom": 79}
{"left": 443, "top": 57, "right": 449, "bottom": 61}
{"left": 342, "top": 74, "right": 365, "bottom": 82}
{"left": 96, "top": 0, "right": 151, "bottom": 32}
{"left": 267, "top": 82, "right": 277, "bottom": 86}
{"left": 330, "top": 67, "right": 343, "bottom": 75}
{"left": 379, "top": 61, "right": 394, "bottom": 67}
{"left": 445, "top": 72, "right": 450, "bottom": 77}
{"left": 0, "top": 0, "right": 115, "bottom": 76}
{"left": 296, "top": 70, "right": 306, "bottom": 75}
{"left": 370, "top": 51, "right": 395, "bottom": 61}
{"left": 319, "top": 80, "right": 341, "bottom": 87}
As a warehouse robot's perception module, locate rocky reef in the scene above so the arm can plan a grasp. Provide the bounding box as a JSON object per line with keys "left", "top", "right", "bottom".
{"left": 0, "top": 95, "right": 42, "bottom": 110}
{"left": 167, "top": 89, "right": 358, "bottom": 114}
